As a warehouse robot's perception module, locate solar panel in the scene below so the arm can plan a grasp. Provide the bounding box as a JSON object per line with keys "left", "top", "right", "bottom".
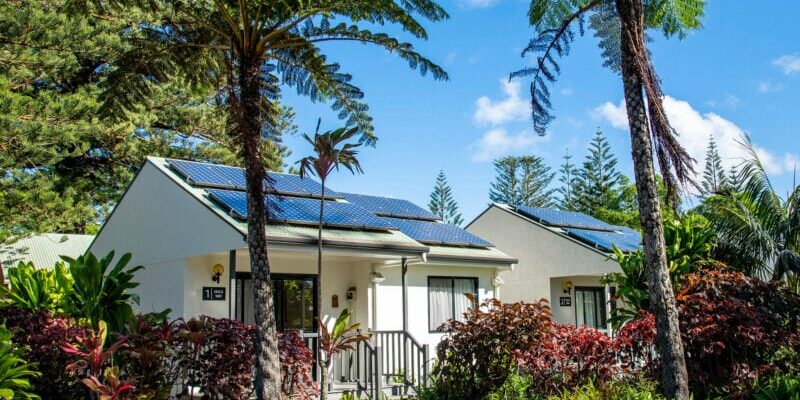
{"left": 384, "top": 217, "right": 492, "bottom": 247}
{"left": 340, "top": 193, "right": 439, "bottom": 221}
{"left": 207, "top": 189, "right": 394, "bottom": 230}
{"left": 514, "top": 206, "right": 618, "bottom": 232}
{"left": 170, "top": 159, "right": 239, "bottom": 189}
{"left": 564, "top": 228, "right": 642, "bottom": 252}
{"left": 168, "top": 159, "right": 340, "bottom": 199}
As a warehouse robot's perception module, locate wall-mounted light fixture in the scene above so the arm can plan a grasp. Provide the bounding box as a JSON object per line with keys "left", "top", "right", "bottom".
{"left": 369, "top": 271, "right": 385, "bottom": 284}
{"left": 562, "top": 280, "right": 574, "bottom": 295}
{"left": 211, "top": 263, "right": 225, "bottom": 284}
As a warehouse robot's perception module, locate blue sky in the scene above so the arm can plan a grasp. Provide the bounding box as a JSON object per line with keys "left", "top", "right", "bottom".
{"left": 280, "top": 0, "right": 800, "bottom": 223}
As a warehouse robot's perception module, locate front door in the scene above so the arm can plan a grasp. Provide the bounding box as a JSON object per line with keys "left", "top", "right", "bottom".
{"left": 234, "top": 273, "right": 317, "bottom": 332}
{"left": 574, "top": 286, "right": 607, "bottom": 330}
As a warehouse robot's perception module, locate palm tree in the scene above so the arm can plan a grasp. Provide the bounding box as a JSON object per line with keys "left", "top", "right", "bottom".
{"left": 297, "top": 125, "right": 363, "bottom": 395}
{"left": 702, "top": 136, "right": 800, "bottom": 281}
{"left": 514, "top": 0, "right": 707, "bottom": 397}
{"left": 83, "top": 1, "right": 448, "bottom": 398}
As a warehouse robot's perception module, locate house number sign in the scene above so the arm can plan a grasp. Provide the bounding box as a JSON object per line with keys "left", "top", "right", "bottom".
{"left": 202, "top": 287, "right": 226, "bottom": 301}
{"left": 559, "top": 296, "right": 571, "bottom": 307}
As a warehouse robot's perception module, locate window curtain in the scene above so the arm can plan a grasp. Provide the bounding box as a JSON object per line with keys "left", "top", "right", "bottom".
{"left": 429, "top": 278, "right": 453, "bottom": 331}
{"left": 453, "top": 278, "right": 475, "bottom": 323}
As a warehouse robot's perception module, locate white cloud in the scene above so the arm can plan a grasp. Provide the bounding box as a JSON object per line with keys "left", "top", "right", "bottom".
{"left": 593, "top": 96, "right": 798, "bottom": 176}
{"left": 757, "top": 81, "right": 785, "bottom": 93}
{"left": 473, "top": 79, "right": 529, "bottom": 126}
{"left": 461, "top": 0, "right": 501, "bottom": 8}
{"left": 774, "top": 53, "right": 800, "bottom": 75}
{"left": 592, "top": 100, "right": 629, "bottom": 129}
{"left": 470, "top": 128, "right": 546, "bottom": 162}
{"left": 560, "top": 88, "right": 574, "bottom": 96}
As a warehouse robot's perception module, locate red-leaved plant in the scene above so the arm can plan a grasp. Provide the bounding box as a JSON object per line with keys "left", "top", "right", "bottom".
{"left": 514, "top": 323, "right": 617, "bottom": 395}
{"left": 432, "top": 298, "right": 553, "bottom": 400}
{"left": 2, "top": 307, "right": 88, "bottom": 400}
{"left": 279, "top": 330, "right": 319, "bottom": 400}
{"left": 61, "top": 321, "right": 127, "bottom": 376}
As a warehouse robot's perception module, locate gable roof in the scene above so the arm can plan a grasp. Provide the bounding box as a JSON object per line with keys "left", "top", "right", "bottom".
{"left": 142, "top": 157, "right": 515, "bottom": 265}
{"left": 1, "top": 233, "right": 93, "bottom": 272}
{"left": 469, "top": 204, "right": 642, "bottom": 254}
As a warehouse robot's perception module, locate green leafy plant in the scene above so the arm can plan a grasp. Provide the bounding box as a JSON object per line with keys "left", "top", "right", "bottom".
{"left": 0, "top": 324, "right": 41, "bottom": 400}
{"left": 546, "top": 379, "right": 666, "bottom": 400}
{"left": 0, "top": 261, "right": 72, "bottom": 312}
{"left": 754, "top": 373, "right": 800, "bottom": 400}
{"left": 603, "top": 215, "right": 716, "bottom": 327}
{"left": 60, "top": 251, "right": 142, "bottom": 332}
{"left": 318, "top": 309, "right": 370, "bottom": 400}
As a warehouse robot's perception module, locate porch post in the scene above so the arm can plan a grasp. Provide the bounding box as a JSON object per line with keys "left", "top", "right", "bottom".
{"left": 603, "top": 274, "right": 612, "bottom": 336}
{"left": 228, "top": 249, "right": 236, "bottom": 319}
{"left": 401, "top": 257, "right": 408, "bottom": 332}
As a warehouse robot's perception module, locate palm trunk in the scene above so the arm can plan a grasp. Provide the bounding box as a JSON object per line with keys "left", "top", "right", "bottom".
{"left": 317, "top": 180, "right": 327, "bottom": 399}
{"left": 239, "top": 56, "right": 282, "bottom": 400}
{"left": 616, "top": 1, "right": 689, "bottom": 398}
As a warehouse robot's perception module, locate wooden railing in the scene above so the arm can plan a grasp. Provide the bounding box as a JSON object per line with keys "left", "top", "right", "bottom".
{"left": 301, "top": 330, "right": 429, "bottom": 398}
{"left": 372, "top": 330, "right": 430, "bottom": 393}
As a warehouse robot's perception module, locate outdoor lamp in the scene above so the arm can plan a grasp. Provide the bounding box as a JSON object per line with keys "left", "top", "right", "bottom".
{"left": 369, "top": 271, "right": 386, "bottom": 284}
{"left": 563, "top": 280, "right": 574, "bottom": 294}
{"left": 211, "top": 263, "right": 225, "bottom": 283}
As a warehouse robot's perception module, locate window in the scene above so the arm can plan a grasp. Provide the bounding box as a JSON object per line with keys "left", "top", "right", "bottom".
{"left": 575, "top": 287, "right": 607, "bottom": 330}
{"left": 428, "top": 276, "right": 478, "bottom": 332}
{"left": 235, "top": 273, "right": 317, "bottom": 332}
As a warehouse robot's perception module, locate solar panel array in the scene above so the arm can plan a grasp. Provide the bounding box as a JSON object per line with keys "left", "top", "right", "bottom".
{"left": 168, "top": 158, "right": 498, "bottom": 247}
{"left": 510, "top": 204, "right": 642, "bottom": 252}
{"left": 169, "top": 159, "right": 338, "bottom": 198}
{"left": 383, "top": 217, "right": 492, "bottom": 247}
{"left": 208, "top": 189, "right": 395, "bottom": 230}
{"left": 339, "top": 193, "right": 439, "bottom": 221}
{"left": 564, "top": 228, "right": 641, "bottom": 252}
{"left": 514, "top": 206, "right": 618, "bottom": 231}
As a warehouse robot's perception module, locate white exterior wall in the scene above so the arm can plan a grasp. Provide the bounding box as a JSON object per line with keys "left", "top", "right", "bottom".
{"left": 374, "top": 264, "right": 496, "bottom": 349}
{"left": 467, "top": 206, "right": 619, "bottom": 325}
{"left": 89, "top": 162, "right": 244, "bottom": 319}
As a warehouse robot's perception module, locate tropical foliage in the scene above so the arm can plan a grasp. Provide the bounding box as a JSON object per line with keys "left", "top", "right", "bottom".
{"left": 702, "top": 136, "right": 800, "bottom": 281}
{"left": 317, "top": 309, "right": 370, "bottom": 400}
{"left": 0, "top": 324, "right": 40, "bottom": 400}
{"left": 603, "top": 214, "right": 716, "bottom": 326}
{"left": 60, "top": 252, "right": 144, "bottom": 332}
{"left": 0, "top": 262, "right": 71, "bottom": 312}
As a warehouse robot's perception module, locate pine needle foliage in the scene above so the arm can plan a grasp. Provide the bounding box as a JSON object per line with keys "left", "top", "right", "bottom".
{"left": 700, "top": 135, "right": 728, "bottom": 197}
{"left": 489, "top": 155, "right": 554, "bottom": 207}
{"left": 574, "top": 129, "right": 623, "bottom": 212}
{"left": 555, "top": 149, "right": 579, "bottom": 211}
{"left": 428, "top": 170, "right": 464, "bottom": 226}
{"left": 0, "top": 0, "right": 293, "bottom": 242}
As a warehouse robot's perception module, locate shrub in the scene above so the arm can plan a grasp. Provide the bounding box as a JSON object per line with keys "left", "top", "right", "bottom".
{"left": 0, "top": 261, "right": 71, "bottom": 312}
{"left": 625, "top": 270, "right": 800, "bottom": 398}
{"left": 432, "top": 298, "right": 553, "bottom": 399}
{"left": 514, "top": 323, "right": 617, "bottom": 395}
{"left": 753, "top": 372, "right": 800, "bottom": 400}
{"left": 545, "top": 379, "right": 666, "bottom": 400}
{"left": 60, "top": 251, "right": 144, "bottom": 332}
{"left": 2, "top": 307, "right": 87, "bottom": 400}
{"left": 677, "top": 270, "right": 800, "bottom": 397}
{"left": 0, "top": 324, "right": 41, "bottom": 399}
{"left": 279, "top": 330, "right": 319, "bottom": 400}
